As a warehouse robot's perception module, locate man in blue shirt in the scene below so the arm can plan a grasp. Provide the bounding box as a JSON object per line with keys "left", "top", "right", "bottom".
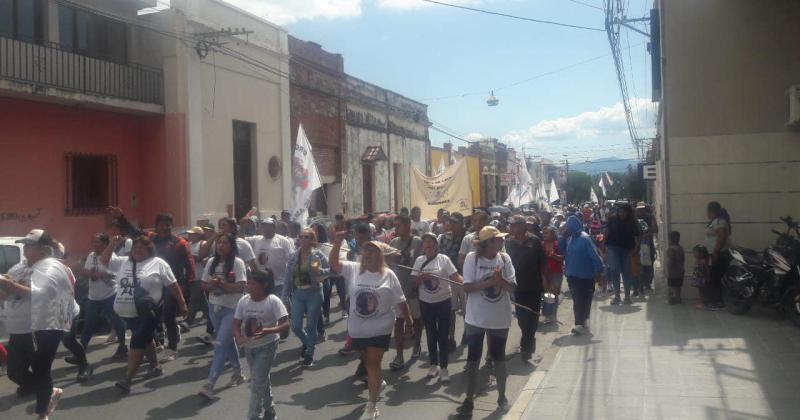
{"left": 562, "top": 216, "right": 605, "bottom": 335}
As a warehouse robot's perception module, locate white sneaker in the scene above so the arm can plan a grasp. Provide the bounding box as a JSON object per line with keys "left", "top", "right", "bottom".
{"left": 159, "top": 349, "right": 177, "bottom": 363}
{"left": 361, "top": 402, "right": 380, "bottom": 420}
{"left": 440, "top": 368, "right": 450, "bottom": 383}
{"left": 426, "top": 365, "right": 440, "bottom": 378}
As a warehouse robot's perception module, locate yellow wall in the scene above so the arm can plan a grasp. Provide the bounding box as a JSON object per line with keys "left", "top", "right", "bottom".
{"left": 431, "top": 149, "right": 481, "bottom": 209}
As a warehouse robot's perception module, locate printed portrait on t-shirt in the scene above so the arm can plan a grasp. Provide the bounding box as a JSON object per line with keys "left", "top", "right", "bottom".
{"left": 244, "top": 317, "right": 263, "bottom": 337}
{"left": 478, "top": 271, "right": 503, "bottom": 303}
{"left": 355, "top": 290, "right": 379, "bottom": 318}
{"left": 422, "top": 276, "right": 440, "bottom": 293}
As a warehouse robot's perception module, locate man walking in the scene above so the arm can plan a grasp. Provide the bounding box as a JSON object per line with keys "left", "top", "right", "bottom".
{"left": 505, "top": 216, "right": 548, "bottom": 362}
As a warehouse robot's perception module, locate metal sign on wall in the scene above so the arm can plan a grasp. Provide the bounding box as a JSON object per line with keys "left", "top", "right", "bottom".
{"left": 642, "top": 164, "right": 657, "bottom": 180}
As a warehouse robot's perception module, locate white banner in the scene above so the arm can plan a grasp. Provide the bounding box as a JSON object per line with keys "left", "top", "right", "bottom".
{"left": 410, "top": 159, "right": 473, "bottom": 220}
{"left": 290, "top": 124, "right": 322, "bottom": 226}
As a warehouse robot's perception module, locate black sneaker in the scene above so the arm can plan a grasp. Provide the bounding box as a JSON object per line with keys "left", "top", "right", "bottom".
{"left": 521, "top": 352, "right": 532, "bottom": 363}
{"left": 624, "top": 297, "right": 633, "bottom": 305}
{"left": 611, "top": 297, "right": 622, "bottom": 305}
{"left": 178, "top": 322, "right": 191, "bottom": 333}
{"left": 497, "top": 395, "right": 509, "bottom": 412}
{"left": 144, "top": 366, "right": 163, "bottom": 379}
{"left": 300, "top": 356, "right": 314, "bottom": 368}
{"left": 64, "top": 356, "right": 80, "bottom": 366}
{"left": 457, "top": 398, "right": 474, "bottom": 416}
{"left": 264, "top": 405, "right": 277, "bottom": 420}
{"left": 115, "top": 379, "right": 132, "bottom": 394}
{"left": 76, "top": 366, "right": 93, "bottom": 383}
{"left": 111, "top": 346, "right": 128, "bottom": 362}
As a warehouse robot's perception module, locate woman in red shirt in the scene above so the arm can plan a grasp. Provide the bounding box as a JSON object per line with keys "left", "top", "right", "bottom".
{"left": 542, "top": 227, "right": 564, "bottom": 324}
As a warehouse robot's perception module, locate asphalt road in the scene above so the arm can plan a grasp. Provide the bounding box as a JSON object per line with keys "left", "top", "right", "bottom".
{"left": 0, "top": 294, "right": 571, "bottom": 420}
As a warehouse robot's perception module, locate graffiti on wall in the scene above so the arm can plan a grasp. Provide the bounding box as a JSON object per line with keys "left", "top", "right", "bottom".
{"left": 0, "top": 208, "right": 42, "bottom": 222}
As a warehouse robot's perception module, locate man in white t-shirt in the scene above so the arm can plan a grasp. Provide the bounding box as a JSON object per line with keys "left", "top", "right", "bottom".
{"left": 0, "top": 229, "right": 76, "bottom": 419}
{"left": 248, "top": 219, "right": 295, "bottom": 298}
{"left": 410, "top": 206, "right": 431, "bottom": 236}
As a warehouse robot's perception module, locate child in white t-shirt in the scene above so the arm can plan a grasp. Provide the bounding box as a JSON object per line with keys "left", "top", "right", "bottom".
{"left": 233, "top": 269, "right": 289, "bottom": 420}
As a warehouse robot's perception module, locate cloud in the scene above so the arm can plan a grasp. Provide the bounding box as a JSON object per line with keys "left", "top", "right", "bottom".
{"left": 502, "top": 97, "right": 657, "bottom": 148}
{"left": 223, "top": 0, "right": 363, "bottom": 25}
{"left": 223, "top": 0, "right": 484, "bottom": 25}
{"left": 465, "top": 132, "right": 484, "bottom": 141}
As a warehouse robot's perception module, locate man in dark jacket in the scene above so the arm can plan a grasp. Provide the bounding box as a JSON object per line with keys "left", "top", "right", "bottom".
{"left": 505, "top": 215, "right": 548, "bottom": 362}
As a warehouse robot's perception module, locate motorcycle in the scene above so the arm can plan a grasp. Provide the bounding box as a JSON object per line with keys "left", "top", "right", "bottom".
{"left": 721, "top": 217, "right": 800, "bottom": 326}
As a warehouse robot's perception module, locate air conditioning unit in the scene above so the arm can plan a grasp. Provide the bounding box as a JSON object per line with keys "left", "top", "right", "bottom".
{"left": 789, "top": 85, "right": 800, "bottom": 127}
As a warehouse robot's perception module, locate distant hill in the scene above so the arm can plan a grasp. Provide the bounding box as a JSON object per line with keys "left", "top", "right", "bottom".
{"left": 569, "top": 157, "right": 638, "bottom": 175}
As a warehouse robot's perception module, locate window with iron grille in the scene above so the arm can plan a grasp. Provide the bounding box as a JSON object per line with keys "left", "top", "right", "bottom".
{"left": 65, "top": 153, "right": 118, "bottom": 215}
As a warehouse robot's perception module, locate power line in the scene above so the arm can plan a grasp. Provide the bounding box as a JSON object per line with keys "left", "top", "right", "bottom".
{"left": 421, "top": 0, "right": 605, "bottom": 32}
{"left": 420, "top": 42, "right": 644, "bottom": 102}
{"left": 566, "top": 0, "right": 604, "bottom": 11}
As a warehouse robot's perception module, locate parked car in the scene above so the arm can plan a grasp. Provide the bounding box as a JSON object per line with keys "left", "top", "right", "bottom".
{"left": 0, "top": 237, "right": 24, "bottom": 275}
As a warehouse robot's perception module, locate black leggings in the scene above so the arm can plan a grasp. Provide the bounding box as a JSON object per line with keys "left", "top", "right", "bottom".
{"left": 569, "top": 282, "right": 594, "bottom": 326}
{"left": 158, "top": 289, "right": 181, "bottom": 350}
{"left": 515, "top": 291, "right": 543, "bottom": 355}
{"left": 8, "top": 331, "right": 65, "bottom": 415}
{"left": 61, "top": 315, "right": 88, "bottom": 368}
{"left": 420, "top": 299, "right": 452, "bottom": 368}
{"left": 464, "top": 323, "right": 508, "bottom": 362}
{"left": 706, "top": 254, "right": 730, "bottom": 306}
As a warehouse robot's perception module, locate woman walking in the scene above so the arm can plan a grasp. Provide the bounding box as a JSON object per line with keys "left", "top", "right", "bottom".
{"left": 233, "top": 269, "right": 289, "bottom": 420}
{"left": 412, "top": 233, "right": 462, "bottom": 382}
{"left": 101, "top": 236, "right": 187, "bottom": 394}
{"left": 198, "top": 233, "right": 248, "bottom": 399}
{"left": 457, "top": 226, "right": 517, "bottom": 416}
{"left": 703, "top": 201, "right": 732, "bottom": 310}
{"left": 284, "top": 228, "right": 330, "bottom": 367}
{"left": 330, "top": 232, "right": 413, "bottom": 420}
{"left": 542, "top": 227, "right": 564, "bottom": 323}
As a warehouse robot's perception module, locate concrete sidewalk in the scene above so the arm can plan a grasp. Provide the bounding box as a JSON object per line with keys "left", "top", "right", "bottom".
{"left": 510, "top": 280, "right": 800, "bottom": 420}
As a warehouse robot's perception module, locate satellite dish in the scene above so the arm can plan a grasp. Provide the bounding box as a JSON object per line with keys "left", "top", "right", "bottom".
{"left": 486, "top": 91, "right": 499, "bottom": 107}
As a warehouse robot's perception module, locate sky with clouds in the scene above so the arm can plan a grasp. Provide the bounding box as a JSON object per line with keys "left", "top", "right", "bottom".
{"left": 225, "top": 0, "right": 657, "bottom": 163}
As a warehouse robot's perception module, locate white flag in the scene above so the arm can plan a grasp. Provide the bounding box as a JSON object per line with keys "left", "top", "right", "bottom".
{"left": 437, "top": 157, "right": 446, "bottom": 175}
{"left": 549, "top": 179, "right": 560, "bottom": 204}
{"left": 598, "top": 176, "right": 607, "bottom": 196}
{"left": 291, "top": 124, "right": 322, "bottom": 227}
{"left": 590, "top": 186, "right": 599, "bottom": 203}
{"left": 604, "top": 172, "right": 614, "bottom": 187}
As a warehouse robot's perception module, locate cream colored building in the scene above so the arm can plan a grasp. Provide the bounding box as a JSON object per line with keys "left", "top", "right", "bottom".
{"left": 147, "top": 0, "right": 291, "bottom": 223}
{"left": 653, "top": 0, "right": 800, "bottom": 251}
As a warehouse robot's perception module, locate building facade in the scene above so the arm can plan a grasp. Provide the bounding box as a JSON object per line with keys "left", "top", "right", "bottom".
{"left": 0, "top": 0, "right": 291, "bottom": 256}
{"left": 344, "top": 76, "right": 430, "bottom": 216}
{"left": 288, "top": 36, "right": 345, "bottom": 216}
{"left": 653, "top": 0, "right": 800, "bottom": 250}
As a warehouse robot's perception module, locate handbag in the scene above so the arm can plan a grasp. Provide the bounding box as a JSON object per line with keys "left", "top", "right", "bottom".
{"left": 132, "top": 261, "right": 161, "bottom": 319}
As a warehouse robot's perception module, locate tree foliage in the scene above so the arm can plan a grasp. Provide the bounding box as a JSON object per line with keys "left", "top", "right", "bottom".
{"left": 565, "top": 170, "right": 592, "bottom": 203}
{"left": 596, "top": 165, "right": 645, "bottom": 202}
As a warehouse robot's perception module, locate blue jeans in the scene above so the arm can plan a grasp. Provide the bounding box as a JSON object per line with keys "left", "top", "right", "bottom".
{"left": 208, "top": 304, "right": 240, "bottom": 385}
{"left": 290, "top": 287, "right": 323, "bottom": 359}
{"left": 607, "top": 245, "right": 633, "bottom": 296}
{"left": 245, "top": 340, "right": 278, "bottom": 420}
{"left": 80, "top": 294, "right": 126, "bottom": 348}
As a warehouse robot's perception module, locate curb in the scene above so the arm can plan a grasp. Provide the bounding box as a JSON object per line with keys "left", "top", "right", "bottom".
{"left": 503, "top": 369, "right": 548, "bottom": 420}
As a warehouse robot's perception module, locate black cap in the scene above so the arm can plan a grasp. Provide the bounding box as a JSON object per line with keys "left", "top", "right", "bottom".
{"left": 448, "top": 212, "right": 465, "bottom": 224}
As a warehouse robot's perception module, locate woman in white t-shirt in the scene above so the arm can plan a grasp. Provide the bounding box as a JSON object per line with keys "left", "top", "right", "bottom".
{"left": 101, "top": 235, "right": 187, "bottom": 394}
{"left": 233, "top": 269, "right": 289, "bottom": 420}
{"left": 411, "top": 233, "right": 462, "bottom": 383}
{"left": 197, "top": 233, "right": 248, "bottom": 400}
{"left": 457, "top": 226, "right": 516, "bottom": 417}
{"left": 330, "top": 232, "right": 412, "bottom": 420}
